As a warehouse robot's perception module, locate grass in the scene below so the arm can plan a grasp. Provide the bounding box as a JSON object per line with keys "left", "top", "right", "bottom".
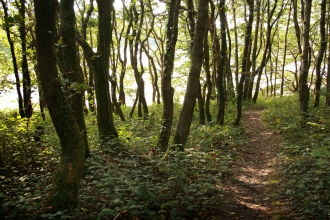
{"left": 262, "top": 94, "right": 330, "bottom": 219}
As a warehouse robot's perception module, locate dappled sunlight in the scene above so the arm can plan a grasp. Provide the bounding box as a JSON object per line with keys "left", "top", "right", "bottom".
{"left": 219, "top": 110, "right": 282, "bottom": 219}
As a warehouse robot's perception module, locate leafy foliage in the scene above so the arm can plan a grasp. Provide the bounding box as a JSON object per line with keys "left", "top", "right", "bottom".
{"left": 262, "top": 95, "right": 330, "bottom": 219}
{"left": 0, "top": 101, "right": 245, "bottom": 219}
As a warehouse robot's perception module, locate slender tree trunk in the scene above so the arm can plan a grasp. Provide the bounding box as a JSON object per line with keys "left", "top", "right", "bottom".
{"left": 281, "top": 2, "right": 292, "bottom": 96}
{"left": 203, "top": 24, "right": 212, "bottom": 122}
{"left": 217, "top": 0, "right": 227, "bottom": 125}
{"left": 247, "top": 0, "right": 261, "bottom": 100}
{"left": 313, "top": 0, "right": 326, "bottom": 108}
{"left": 34, "top": 0, "right": 85, "bottom": 211}
{"left": 231, "top": 0, "right": 239, "bottom": 86}
{"left": 18, "top": 0, "right": 33, "bottom": 118}
{"left": 299, "top": 0, "right": 312, "bottom": 119}
{"left": 325, "top": 1, "right": 330, "bottom": 108}
{"left": 173, "top": 0, "right": 208, "bottom": 150}
{"left": 0, "top": 0, "right": 25, "bottom": 118}
{"left": 157, "top": 0, "right": 181, "bottom": 151}
{"left": 234, "top": 0, "right": 254, "bottom": 126}
{"left": 252, "top": 0, "right": 284, "bottom": 103}
{"left": 292, "top": 0, "right": 302, "bottom": 55}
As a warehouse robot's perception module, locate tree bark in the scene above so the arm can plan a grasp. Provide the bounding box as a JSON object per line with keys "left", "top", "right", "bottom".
{"left": 252, "top": 0, "right": 285, "bottom": 103}
{"left": 76, "top": 0, "right": 118, "bottom": 141}
{"left": 313, "top": 0, "right": 326, "bottom": 108}
{"left": 157, "top": 0, "right": 181, "bottom": 152}
{"left": 34, "top": 0, "right": 85, "bottom": 211}
{"left": 217, "top": 0, "right": 227, "bottom": 125}
{"left": 173, "top": 0, "right": 208, "bottom": 150}
{"left": 234, "top": 0, "right": 254, "bottom": 126}
{"left": 0, "top": 0, "right": 25, "bottom": 118}
{"left": 281, "top": 2, "right": 292, "bottom": 96}
{"left": 203, "top": 23, "right": 212, "bottom": 122}
{"left": 18, "top": 0, "right": 33, "bottom": 118}
{"left": 60, "top": 0, "right": 90, "bottom": 158}
{"left": 299, "top": 0, "right": 312, "bottom": 119}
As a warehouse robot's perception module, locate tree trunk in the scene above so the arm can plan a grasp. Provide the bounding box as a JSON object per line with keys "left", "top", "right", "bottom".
{"left": 34, "top": 0, "right": 85, "bottom": 211}
{"left": 217, "top": 0, "right": 227, "bottom": 125}
{"left": 313, "top": 0, "right": 326, "bottom": 108}
{"left": 60, "top": 0, "right": 90, "bottom": 158}
{"left": 0, "top": 0, "right": 25, "bottom": 118}
{"left": 173, "top": 0, "right": 208, "bottom": 150}
{"left": 292, "top": 0, "right": 302, "bottom": 55}
{"left": 18, "top": 0, "right": 33, "bottom": 118}
{"left": 281, "top": 2, "right": 292, "bottom": 96}
{"left": 157, "top": 0, "right": 181, "bottom": 152}
{"left": 247, "top": 0, "right": 261, "bottom": 100}
{"left": 234, "top": 0, "right": 254, "bottom": 126}
{"left": 299, "top": 0, "right": 312, "bottom": 119}
{"left": 252, "top": 0, "right": 284, "bottom": 103}
{"left": 203, "top": 24, "right": 212, "bottom": 122}
{"left": 325, "top": 1, "right": 330, "bottom": 108}
{"left": 94, "top": 0, "right": 118, "bottom": 140}
{"left": 231, "top": 0, "right": 239, "bottom": 86}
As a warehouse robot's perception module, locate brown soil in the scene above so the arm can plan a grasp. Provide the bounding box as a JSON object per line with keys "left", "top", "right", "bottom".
{"left": 216, "top": 109, "right": 287, "bottom": 220}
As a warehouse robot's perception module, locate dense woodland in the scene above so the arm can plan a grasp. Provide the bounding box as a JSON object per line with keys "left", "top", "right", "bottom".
{"left": 1, "top": 0, "right": 330, "bottom": 219}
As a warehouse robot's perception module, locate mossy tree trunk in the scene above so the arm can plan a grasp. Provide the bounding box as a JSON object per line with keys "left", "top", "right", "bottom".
{"left": 60, "top": 0, "right": 90, "bottom": 158}
{"left": 34, "top": 0, "right": 85, "bottom": 211}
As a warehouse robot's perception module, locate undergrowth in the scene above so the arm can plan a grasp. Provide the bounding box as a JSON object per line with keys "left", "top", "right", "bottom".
{"left": 0, "top": 101, "right": 246, "bottom": 219}
{"left": 262, "top": 94, "right": 330, "bottom": 219}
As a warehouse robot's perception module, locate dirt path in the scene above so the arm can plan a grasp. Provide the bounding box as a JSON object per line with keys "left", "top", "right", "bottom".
{"left": 218, "top": 109, "right": 283, "bottom": 219}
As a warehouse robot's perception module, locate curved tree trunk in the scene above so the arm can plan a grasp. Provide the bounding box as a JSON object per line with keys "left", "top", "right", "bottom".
{"left": 173, "top": 0, "right": 208, "bottom": 150}
{"left": 281, "top": 2, "right": 292, "bottom": 96}
{"left": 0, "top": 0, "right": 25, "bottom": 118}
{"left": 252, "top": 0, "right": 285, "bottom": 103}
{"left": 34, "top": 0, "right": 85, "bottom": 211}
{"left": 203, "top": 24, "right": 212, "bottom": 122}
{"left": 313, "top": 0, "right": 326, "bottom": 108}
{"left": 234, "top": 0, "right": 254, "bottom": 126}
{"left": 157, "top": 0, "right": 181, "bottom": 151}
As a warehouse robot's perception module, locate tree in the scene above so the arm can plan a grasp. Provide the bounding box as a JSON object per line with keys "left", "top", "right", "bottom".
{"left": 18, "top": 0, "right": 33, "bottom": 118}
{"left": 217, "top": 0, "right": 227, "bottom": 125}
{"left": 299, "top": 0, "right": 312, "bottom": 119}
{"left": 127, "top": 0, "right": 150, "bottom": 118}
{"left": 34, "top": 0, "right": 85, "bottom": 211}
{"left": 252, "top": 0, "right": 285, "bottom": 103}
{"left": 60, "top": 0, "right": 90, "bottom": 158}
{"left": 157, "top": 0, "right": 182, "bottom": 152}
{"left": 0, "top": 0, "right": 25, "bottom": 118}
{"left": 172, "top": 0, "right": 208, "bottom": 150}
{"left": 313, "top": 0, "right": 327, "bottom": 108}
{"left": 77, "top": 0, "right": 118, "bottom": 141}
{"left": 234, "top": 0, "right": 254, "bottom": 126}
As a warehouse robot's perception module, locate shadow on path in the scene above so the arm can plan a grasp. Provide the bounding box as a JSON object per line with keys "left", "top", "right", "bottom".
{"left": 216, "top": 110, "right": 285, "bottom": 220}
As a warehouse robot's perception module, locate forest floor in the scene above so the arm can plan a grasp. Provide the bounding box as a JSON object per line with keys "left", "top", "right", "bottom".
{"left": 216, "top": 109, "right": 290, "bottom": 220}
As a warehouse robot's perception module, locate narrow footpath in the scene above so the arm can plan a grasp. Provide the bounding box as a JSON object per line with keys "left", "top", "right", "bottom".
{"left": 217, "top": 110, "right": 287, "bottom": 220}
